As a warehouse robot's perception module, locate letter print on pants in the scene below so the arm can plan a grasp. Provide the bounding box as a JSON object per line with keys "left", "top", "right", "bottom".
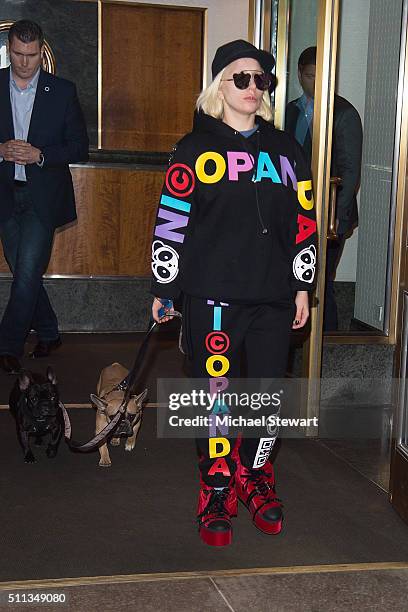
{"left": 186, "top": 296, "right": 294, "bottom": 487}
{"left": 205, "top": 300, "right": 233, "bottom": 482}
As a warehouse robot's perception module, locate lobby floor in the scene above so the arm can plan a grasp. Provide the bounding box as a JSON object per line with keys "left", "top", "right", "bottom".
{"left": 2, "top": 565, "right": 408, "bottom": 612}
{"left": 0, "top": 331, "right": 406, "bottom": 610}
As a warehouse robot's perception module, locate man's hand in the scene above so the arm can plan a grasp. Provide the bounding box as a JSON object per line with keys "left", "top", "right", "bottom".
{"left": 292, "top": 291, "right": 310, "bottom": 329}
{"left": 0, "top": 140, "right": 41, "bottom": 165}
{"left": 0, "top": 140, "right": 21, "bottom": 162}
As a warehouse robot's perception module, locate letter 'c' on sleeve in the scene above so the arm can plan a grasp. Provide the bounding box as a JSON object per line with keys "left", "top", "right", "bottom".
{"left": 195, "top": 151, "right": 226, "bottom": 184}
{"left": 297, "top": 179, "right": 315, "bottom": 210}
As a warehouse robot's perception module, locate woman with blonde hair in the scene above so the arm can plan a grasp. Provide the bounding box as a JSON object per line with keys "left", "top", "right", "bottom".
{"left": 151, "top": 40, "right": 316, "bottom": 546}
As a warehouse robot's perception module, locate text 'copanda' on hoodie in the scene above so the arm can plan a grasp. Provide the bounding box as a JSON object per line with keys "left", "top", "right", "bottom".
{"left": 151, "top": 112, "right": 317, "bottom": 304}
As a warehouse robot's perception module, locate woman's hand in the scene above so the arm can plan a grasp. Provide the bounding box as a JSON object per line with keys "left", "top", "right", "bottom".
{"left": 292, "top": 291, "right": 309, "bottom": 329}
{"left": 152, "top": 297, "right": 175, "bottom": 323}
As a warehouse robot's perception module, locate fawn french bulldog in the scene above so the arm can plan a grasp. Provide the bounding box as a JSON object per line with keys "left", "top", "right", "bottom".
{"left": 9, "top": 367, "right": 63, "bottom": 463}
{"left": 91, "top": 362, "right": 147, "bottom": 467}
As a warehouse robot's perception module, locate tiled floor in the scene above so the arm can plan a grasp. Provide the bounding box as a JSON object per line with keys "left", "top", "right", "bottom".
{"left": 2, "top": 566, "right": 408, "bottom": 611}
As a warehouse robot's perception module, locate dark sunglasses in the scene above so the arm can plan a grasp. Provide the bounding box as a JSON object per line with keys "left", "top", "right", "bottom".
{"left": 222, "top": 71, "right": 272, "bottom": 91}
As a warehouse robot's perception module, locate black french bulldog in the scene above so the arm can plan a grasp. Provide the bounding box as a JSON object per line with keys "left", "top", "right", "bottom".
{"left": 9, "top": 367, "right": 63, "bottom": 463}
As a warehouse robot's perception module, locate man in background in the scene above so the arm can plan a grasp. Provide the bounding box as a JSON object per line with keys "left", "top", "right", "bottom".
{"left": 0, "top": 20, "right": 88, "bottom": 374}
{"left": 286, "top": 46, "right": 363, "bottom": 331}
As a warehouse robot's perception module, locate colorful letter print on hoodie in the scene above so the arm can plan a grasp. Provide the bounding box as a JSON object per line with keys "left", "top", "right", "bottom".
{"left": 151, "top": 112, "right": 317, "bottom": 304}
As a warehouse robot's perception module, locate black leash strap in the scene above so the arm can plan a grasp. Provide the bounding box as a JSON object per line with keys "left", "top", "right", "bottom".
{"left": 62, "top": 313, "right": 182, "bottom": 452}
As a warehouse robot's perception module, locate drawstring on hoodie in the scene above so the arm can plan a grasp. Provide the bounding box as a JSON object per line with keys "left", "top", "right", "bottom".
{"left": 236, "top": 129, "right": 269, "bottom": 236}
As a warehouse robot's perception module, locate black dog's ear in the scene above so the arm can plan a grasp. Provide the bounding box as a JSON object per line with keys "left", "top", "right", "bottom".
{"left": 18, "top": 371, "right": 32, "bottom": 391}
{"left": 47, "top": 366, "right": 57, "bottom": 385}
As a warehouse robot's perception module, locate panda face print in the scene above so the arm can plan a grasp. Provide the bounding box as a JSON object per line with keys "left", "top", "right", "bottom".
{"left": 293, "top": 245, "right": 316, "bottom": 284}
{"left": 152, "top": 240, "right": 179, "bottom": 284}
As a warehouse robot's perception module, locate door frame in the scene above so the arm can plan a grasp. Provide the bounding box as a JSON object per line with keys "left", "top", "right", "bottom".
{"left": 390, "top": 0, "right": 408, "bottom": 522}
{"left": 303, "top": 0, "right": 339, "bottom": 421}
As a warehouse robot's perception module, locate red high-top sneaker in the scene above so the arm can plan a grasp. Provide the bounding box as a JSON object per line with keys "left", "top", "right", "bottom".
{"left": 197, "top": 479, "right": 237, "bottom": 546}
{"left": 235, "top": 460, "right": 283, "bottom": 534}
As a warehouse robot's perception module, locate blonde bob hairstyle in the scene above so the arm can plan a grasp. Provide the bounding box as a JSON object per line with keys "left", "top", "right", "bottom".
{"left": 196, "top": 67, "right": 273, "bottom": 123}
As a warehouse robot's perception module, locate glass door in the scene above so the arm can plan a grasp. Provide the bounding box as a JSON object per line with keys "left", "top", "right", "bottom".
{"left": 253, "top": 0, "right": 408, "bottom": 520}
{"left": 280, "top": 0, "right": 405, "bottom": 341}
{"left": 254, "top": 0, "right": 340, "bottom": 417}
{"left": 392, "top": 289, "right": 408, "bottom": 524}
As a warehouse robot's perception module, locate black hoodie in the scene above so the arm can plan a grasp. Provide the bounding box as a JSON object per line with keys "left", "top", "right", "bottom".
{"left": 150, "top": 113, "right": 317, "bottom": 304}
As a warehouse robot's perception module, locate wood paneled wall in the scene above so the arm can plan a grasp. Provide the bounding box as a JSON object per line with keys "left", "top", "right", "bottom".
{"left": 101, "top": 2, "right": 204, "bottom": 151}
{"left": 0, "top": 167, "right": 165, "bottom": 276}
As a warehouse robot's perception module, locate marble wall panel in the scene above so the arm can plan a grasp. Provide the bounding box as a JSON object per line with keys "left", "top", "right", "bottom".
{"left": 0, "top": 278, "right": 152, "bottom": 332}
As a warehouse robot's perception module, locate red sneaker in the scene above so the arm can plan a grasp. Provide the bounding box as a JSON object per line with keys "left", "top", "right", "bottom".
{"left": 235, "top": 461, "right": 283, "bottom": 534}
{"left": 197, "top": 479, "right": 237, "bottom": 546}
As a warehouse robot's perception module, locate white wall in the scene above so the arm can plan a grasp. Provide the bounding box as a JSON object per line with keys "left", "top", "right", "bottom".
{"left": 335, "top": 0, "right": 371, "bottom": 281}
{"left": 131, "top": 0, "right": 250, "bottom": 87}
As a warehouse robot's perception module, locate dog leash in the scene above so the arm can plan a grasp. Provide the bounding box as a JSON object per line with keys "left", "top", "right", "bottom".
{"left": 61, "top": 312, "right": 182, "bottom": 452}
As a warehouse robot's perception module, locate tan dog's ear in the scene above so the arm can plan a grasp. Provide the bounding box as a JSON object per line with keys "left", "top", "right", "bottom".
{"left": 91, "top": 393, "right": 108, "bottom": 412}
{"left": 133, "top": 388, "right": 148, "bottom": 405}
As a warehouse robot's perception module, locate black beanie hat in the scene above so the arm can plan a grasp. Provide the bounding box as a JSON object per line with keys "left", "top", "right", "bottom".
{"left": 212, "top": 39, "right": 275, "bottom": 79}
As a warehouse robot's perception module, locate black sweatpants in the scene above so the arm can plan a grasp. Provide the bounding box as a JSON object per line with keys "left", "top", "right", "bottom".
{"left": 183, "top": 295, "right": 295, "bottom": 487}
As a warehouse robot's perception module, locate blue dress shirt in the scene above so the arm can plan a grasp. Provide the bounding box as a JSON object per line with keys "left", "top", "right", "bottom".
{"left": 8, "top": 66, "right": 40, "bottom": 181}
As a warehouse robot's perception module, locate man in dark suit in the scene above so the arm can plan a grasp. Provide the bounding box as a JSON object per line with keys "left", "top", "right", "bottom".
{"left": 286, "top": 46, "right": 363, "bottom": 331}
{"left": 0, "top": 20, "right": 88, "bottom": 373}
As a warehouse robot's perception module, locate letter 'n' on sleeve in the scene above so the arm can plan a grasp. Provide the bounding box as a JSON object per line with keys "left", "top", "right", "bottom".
{"left": 151, "top": 141, "right": 197, "bottom": 299}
